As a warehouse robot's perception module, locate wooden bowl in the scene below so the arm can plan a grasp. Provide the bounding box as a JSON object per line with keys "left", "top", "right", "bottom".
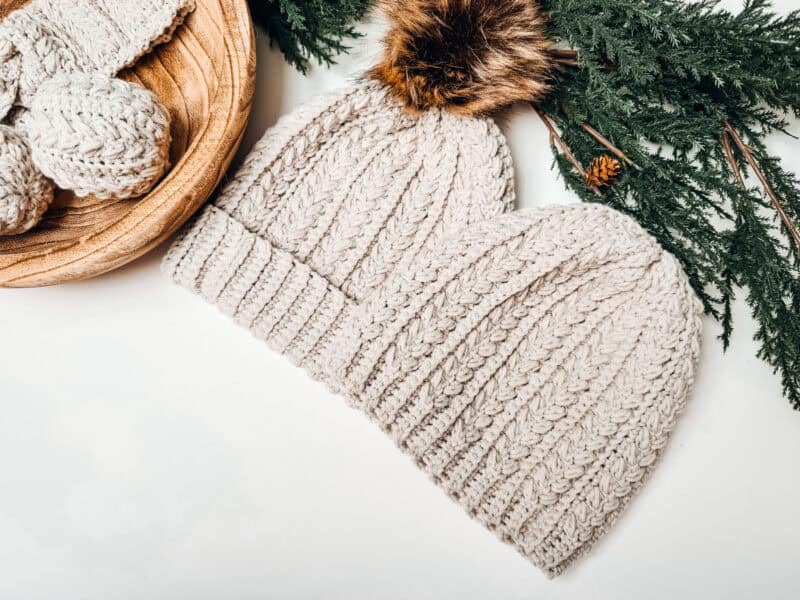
{"left": 0, "top": 0, "right": 256, "bottom": 287}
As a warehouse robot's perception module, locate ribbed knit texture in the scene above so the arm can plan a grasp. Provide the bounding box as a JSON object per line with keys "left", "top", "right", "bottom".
{"left": 340, "top": 205, "right": 702, "bottom": 577}
{"left": 164, "top": 80, "right": 515, "bottom": 388}
{"left": 164, "top": 80, "right": 702, "bottom": 576}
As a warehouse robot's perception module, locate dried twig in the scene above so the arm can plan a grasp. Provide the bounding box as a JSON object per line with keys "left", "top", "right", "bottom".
{"left": 553, "top": 58, "right": 579, "bottom": 67}
{"left": 552, "top": 59, "right": 578, "bottom": 72}
{"left": 549, "top": 48, "right": 579, "bottom": 60}
{"left": 720, "top": 130, "right": 745, "bottom": 188}
{"left": 549, "top": 48, "right": 579, "bottom": 69}
{"left": 581, "top": 123, "right": 639, "bottom": 169}
{"left": 533, "top": 105, "right": 602, "bottom": 197}
{"left": 723, "top": 120, "right": 800, "bottom": 253}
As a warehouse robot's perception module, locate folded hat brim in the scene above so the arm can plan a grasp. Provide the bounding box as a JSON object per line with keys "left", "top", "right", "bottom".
{"left": 164, "top": 205, "right": 358, "bottom": 390}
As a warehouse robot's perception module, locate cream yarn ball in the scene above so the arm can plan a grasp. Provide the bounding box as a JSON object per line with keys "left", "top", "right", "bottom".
{"left": 0, "top": 125, "right": 54, "bottom": 236}
{"left": 24, "top": 73, "right": 172, "bottom": 200}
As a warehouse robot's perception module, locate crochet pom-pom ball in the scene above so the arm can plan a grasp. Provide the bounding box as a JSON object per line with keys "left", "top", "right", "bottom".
{"left": 0, "top": 125, "right": 54, "bottom": 236}
{"left": 25, "top": 73, "right": 172, "bottom": 200}
{"left": 369, "top": 0, "right": 553, "bottom": 116}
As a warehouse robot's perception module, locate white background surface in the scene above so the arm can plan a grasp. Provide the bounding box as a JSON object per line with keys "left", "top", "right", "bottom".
{"left": 2, "top": 1, "right": 800, "bottom": 598}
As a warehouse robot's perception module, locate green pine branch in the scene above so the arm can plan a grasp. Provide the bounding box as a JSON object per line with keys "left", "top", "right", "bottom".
{"left": 539, "top": 0, "right": 800, "bottom": 408}
{"left": 248, "top": 0, "right": 372, "bottom": 73}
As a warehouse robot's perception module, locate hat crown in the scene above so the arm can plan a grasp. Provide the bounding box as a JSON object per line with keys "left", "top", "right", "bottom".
{"left": 218, "top": 80, "right": 515, "bottom": 304}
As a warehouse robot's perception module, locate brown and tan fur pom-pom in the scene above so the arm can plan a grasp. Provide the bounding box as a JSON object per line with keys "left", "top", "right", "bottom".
{"left": 369, "top": 0, "right": 553, "bottom": 117}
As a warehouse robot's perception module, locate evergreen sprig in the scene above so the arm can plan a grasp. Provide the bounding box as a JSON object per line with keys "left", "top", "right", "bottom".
{"left": 248, "top": 0, "right": 371, "bottom": 73}
{"left": 539, "top": 0, "right": 800, "bottom": 408}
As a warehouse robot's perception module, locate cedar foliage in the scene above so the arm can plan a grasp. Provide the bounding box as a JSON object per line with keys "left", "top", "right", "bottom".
{"left": 248, "top": 0, "right": 371, "bottom": 73}
{"left": 538, "top": 0, "right": 800, "bottom": 409}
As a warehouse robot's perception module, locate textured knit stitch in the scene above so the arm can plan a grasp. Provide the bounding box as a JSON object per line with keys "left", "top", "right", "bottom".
{"left": 0, "top": 0, "right": 192, "bottom": 235}
{"left": 23, "top": 74, "right": 171, "bottom": 199}
{"left": 164, "top": 80, "right": 515, "bottom": 388}
{"left": 0, "top": 124, "right": 53, "bottom": 235}
{"left": 0, "top": 0, "right": 195, "bottom": 112}
{"left": 164, "top": 81, "right": 702, "bottom": 577}
{"left": 339, "top": 205, "right": 702, "bottom": 577}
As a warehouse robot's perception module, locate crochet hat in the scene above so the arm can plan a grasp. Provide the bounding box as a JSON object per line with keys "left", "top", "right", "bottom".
{"left": 163, "top": 81, "right": 515, "bottom": 387}
{"left": 339, "top": 205, "right": 701, "bottom": 577}
{"left": 0, "top": 0, "right": 195, "bottom": 235}
{"left": 164, "top": 79, "right": 702, "bottom": 575}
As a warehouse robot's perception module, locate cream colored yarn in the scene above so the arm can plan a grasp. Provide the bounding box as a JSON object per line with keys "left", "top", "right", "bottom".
{"left": 0, "top": 0, "right": 195, "bottom": 109}
{"left": 340, "top": 205, "right": 702, "bottom": 577}
{"left": 23, "top": 74, "right": 172, "bottom": 200}
{"left": 0, "top": 0, "right": 193, "bottom": 235}
{"left": 164, "top": 81, "right": 702, "bottom": 576}
{"left": 165, "top": 81, "right": 515, "bottom": 386}
{"left": 0, "top": 125, "right": 53, "bottom": 235}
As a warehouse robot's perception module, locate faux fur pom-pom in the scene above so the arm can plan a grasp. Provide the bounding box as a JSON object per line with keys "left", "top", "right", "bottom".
{"left": 369, "top": 0, "right": 553, "bottom": 116}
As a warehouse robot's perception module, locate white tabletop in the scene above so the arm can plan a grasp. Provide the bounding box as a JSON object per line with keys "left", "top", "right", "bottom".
{"left": 2, "top": 2, "right": 799, "bottom": 598}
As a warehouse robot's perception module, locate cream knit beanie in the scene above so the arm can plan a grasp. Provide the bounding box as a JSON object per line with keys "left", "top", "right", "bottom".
{"left": 164, "top": 81, "right": 515, "bottom": 387}
{"left": 164, "top": 81, "right": 702, "bottom": 576}
{"left": 340, "top": 205, "right": 701, "bottom": 576}
{"left": 0, "top": 0, "right": 194, "bottom": 235}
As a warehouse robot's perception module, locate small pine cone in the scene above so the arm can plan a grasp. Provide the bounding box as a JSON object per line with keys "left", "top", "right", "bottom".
{"left": 584, "top": 155, "right": 621, "bottom": 188}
